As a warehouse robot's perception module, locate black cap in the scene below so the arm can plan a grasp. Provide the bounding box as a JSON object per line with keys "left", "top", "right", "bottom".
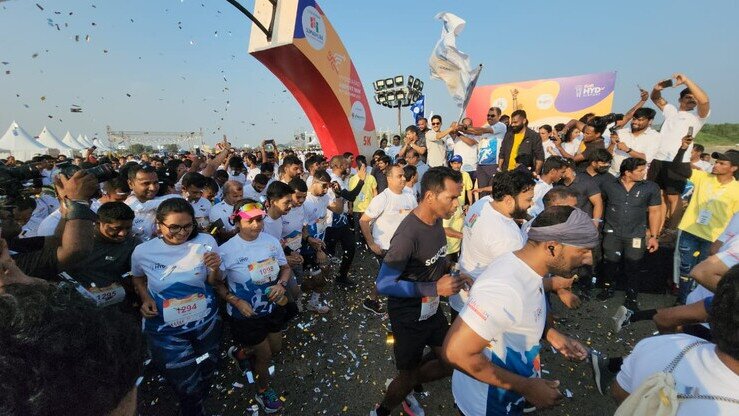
{"left": 711, "top": 149, "right": 739, "bottom": 166}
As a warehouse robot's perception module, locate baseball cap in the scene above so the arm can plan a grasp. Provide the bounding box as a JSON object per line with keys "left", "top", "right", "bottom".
{"left": 711, "top": 149, "right": 739, "bottom": 166}
{"left": 448, "top": 155, "right": 463, "bottom": 164}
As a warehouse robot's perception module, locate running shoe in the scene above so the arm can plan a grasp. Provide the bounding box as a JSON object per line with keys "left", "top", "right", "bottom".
{"left": 611, "top": 306, "right": 634, "bottom": 333}
{"left": 227, "top": 345, "right": 250, "bottom": 375}
{"left": 362, "top": 298, "right": 384, "bottom": 315}
{"left": 255, "top": 388, "right": 283, "bottom": 414}
{"left": 307, "top": 299, "right": 330, "bottom": 314}
{"left": 590, "top": 350, "right": 611, "bottom": 395}
{"left": 402, "top": 392, "right": 425, "bottom": 416}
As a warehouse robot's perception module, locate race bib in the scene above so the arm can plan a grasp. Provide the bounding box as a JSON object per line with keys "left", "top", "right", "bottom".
{"left": 696, "top": 209, "right": 712, "bottom": 225}
{"left": 284, "top": 233, "right": 303, "bottom": 251}
{"left": 163, "top": 293, "right": 208, "bottom": 326}
{"left": 419, "top": 296, "right": 440, "bottom": 321}
{"left": 248, "top": 258, "right": 279, "bottom": 284}
{"left": 88, "top": 283, "right": 126, "bottom": 308}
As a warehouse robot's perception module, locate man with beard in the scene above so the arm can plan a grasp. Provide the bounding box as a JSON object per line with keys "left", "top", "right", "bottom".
{"left": 556, "top": 159, "right": 603, "bottom": 229}
{"left": 371, "top": 167, "right": 470, "bottom": 416}
{"left": 498, "top": 110, "right": 545, "bottom": 174}
{"left": 557, "top": 121, "right": 607, "bottom": 173}
{"left": 443, "top": 206, "right": 597, "bottom": 415}
{"left": 125, "top": 165, "right": 179, "bottom": 241}
{"left": 649, "top": 73, "right": 711, "bottom": 230}
{"left": 209, "top": 180, "right": 243, "bottom": 243}
{"left": 583, "top": 148, "right": 616, "bottom": 189}
{"left": 398, "top": 125, "right": 428, "bottom": 165}
{"left": 608, "top": 108, "right": 660, "bottom": 177}
{"left": 597, "top": 158, "right": 661, "bottom": 308}
{"left": 372, "top": 155, "right": 392, "bottom": 193}
{"left": 450, "top": 170, "right": 536, "bottom": 319}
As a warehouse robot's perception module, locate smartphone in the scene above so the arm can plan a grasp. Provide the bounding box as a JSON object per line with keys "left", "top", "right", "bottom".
{"left": 658, "top": 79, "right": 673, "bottom": 88}
{"left": 687, "top": 126, "right": 694, "bottom": 137}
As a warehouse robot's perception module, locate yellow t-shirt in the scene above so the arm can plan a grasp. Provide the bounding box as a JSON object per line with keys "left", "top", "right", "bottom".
{"left": 678, "top": 169, "right": 739, "bottom": 241}
{"left": 458, "top": 170, "right": 472, "bottom": 207}
{"left": 348, "top": 174, "right": 377, "bottom": 213}
{"left": 507, "top": 131, "right": 526, "bottom": 170}
{"left": 443, "top": 206, "right": 465, "bottom": 254}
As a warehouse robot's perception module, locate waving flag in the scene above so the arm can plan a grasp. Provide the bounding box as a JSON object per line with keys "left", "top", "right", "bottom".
{"left": 410, "top": 95, "right": 425, "bottom": 123}
{"left": 429, "top": 12, "right": 478, "bottom": 107}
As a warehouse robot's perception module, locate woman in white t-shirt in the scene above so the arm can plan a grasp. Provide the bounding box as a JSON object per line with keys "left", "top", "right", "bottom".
{"left": 131, "top": 198, "right": 223, "bottom": 416}
{"left": 213, "top": 199, "right": 291, "bottom": 414}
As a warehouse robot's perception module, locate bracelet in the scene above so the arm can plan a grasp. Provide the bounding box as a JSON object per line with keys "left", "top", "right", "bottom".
{"left": 278, "top": 280, "right": 288, "bottom": 288}
{"left": 626, "top": 147, "right": 633, "bottom": 153}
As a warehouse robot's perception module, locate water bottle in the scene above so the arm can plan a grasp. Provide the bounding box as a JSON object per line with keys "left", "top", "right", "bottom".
{"left": 265, "top": 287, "right": 288, "bottom": 306}
{"left": 450, "top": 262, "right": 461, "bottom": 278}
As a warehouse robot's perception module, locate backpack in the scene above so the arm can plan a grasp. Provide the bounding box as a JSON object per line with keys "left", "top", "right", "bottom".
{"left": 615, "top": 340, "right": 739, "bottom": 416}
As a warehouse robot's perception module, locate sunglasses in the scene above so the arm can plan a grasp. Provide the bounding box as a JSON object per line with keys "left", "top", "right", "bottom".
{"left": 431, "top": 122, "right": 441, "bottom": 126}
{"left": 231, "top": 202, "right": 266, "bottom": 220}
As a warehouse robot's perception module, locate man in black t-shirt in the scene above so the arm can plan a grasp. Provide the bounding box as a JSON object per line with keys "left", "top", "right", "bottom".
{"left": 556, "top": 159, "right": 603, "bottom": 225}
{"left": 58, "top": 201, "right": 139, "bottom": 308}
{"left": 372, "top": 167, "right": 471, "bottom": 416}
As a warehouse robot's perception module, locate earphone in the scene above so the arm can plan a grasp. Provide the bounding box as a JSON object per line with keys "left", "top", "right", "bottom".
{"left": 548, "top": 245, "right": 555, "bottom": 256}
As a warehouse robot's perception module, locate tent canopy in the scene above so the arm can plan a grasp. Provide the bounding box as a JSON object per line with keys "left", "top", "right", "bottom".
{"left": 62, "top": 131, "right": 85, "bottom": 150}
{"left": 0, "top": 121, "right": 49, "bottom": 161}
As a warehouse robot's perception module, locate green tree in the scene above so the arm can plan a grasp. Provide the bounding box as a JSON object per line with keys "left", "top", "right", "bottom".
{"left": 163, "top": 143, "right": 179, "bottom": 153}
{"left": 127, "top": 143, "right": 154, "bottom": 154}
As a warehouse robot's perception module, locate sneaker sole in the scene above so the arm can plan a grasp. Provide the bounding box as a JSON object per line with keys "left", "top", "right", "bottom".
{"left": 591, "top": 352, "right": 604, "bottom": 395}
{"left": 362, "top": 303, "right": 385, "bottom": 316}
{"left": 611, "top": 306, "right": 629, "bottom": 333}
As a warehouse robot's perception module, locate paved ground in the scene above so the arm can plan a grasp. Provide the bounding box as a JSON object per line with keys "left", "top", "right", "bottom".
{"left": 138, "top": 246, "right": 677, "bottom": 415}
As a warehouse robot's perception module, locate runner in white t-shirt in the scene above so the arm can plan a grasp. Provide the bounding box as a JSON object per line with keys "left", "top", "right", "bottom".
{"left": 444, "top": 206, "right": 599, "bottom": 416}
{"left": 209, "top": 180, "right": 243, "bottom": 241}
{"left": 130, "top": 198, "right": 223, "bottom": 416}
{"left": 181, "top": 172, "right": 212, "bottom": 230}
{"left": 359, "top": 164, "right": 418, "bottom": 315}
{"left": 213, "top": 202, "right": 290, "bottom": 414}
{"left": 451, "top": 170, "right": 534, "bottom": 314}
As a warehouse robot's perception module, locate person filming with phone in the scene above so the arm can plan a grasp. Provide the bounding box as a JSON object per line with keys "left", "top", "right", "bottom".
{"left": 649, "top": 73, "right": 711, "bottom": 231}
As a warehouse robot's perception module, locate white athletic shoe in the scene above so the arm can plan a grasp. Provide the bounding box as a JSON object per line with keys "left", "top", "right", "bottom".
{"left": 611, "top": 305, "right": 634, "bottom": 333}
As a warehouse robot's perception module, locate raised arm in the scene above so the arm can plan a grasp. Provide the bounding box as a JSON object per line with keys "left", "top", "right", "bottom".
{"left": 675, "top": 73, "right": 710, "bottom": 118}
{"left": 650, "top": 79, "right": 669, "bottom": 111}
{"left": 617, "top": 89, "right": 649, "bottom": 127}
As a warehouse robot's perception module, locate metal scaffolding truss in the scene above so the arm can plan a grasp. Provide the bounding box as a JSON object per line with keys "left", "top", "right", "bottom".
{"left": 106, "top": 126, "right": 204, "bottom": 150}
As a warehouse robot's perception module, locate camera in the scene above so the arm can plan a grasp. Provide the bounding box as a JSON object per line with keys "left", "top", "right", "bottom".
{"left": 55, "top": 162, "right": 119, "bottom": 183}
{"left": 0, "top": 163, "right": 42, "bottom": 202}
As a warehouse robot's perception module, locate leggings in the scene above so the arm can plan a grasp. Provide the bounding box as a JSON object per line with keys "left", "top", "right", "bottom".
{"left": 146, "top": 316, "right": 222, "bottom": 416}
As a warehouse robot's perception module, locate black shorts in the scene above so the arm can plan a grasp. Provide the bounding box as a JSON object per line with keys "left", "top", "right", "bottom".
{"left": 651, "top": 159, "right": 687, "bottom": 195}
{"left": 389, "top": 309, "right": 449, "bottom": 371}
{"left": 475, "top": 164, "right": 498, "bottom": 196}
{"left": 230, "top": 305, "right": 288, "bottom": 347}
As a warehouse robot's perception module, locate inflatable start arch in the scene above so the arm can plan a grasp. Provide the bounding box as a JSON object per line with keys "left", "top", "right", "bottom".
{"left": 248, "top": 0, "right": 377, "bottom": 157}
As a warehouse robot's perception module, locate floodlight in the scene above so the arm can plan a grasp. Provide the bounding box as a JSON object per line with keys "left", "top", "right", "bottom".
{"left": 396, "top": 90, "right": 406, "bottom": 101}
{"left": 394, "top": 75, "right": 404, "bottom": 86}
{"left": 386, "top": 92, "right": 396, "bottom": 102}
{"left": 375, "top": 79, "right": 386, "bottom": 91}
{"left": 385, "top": 78, "right": 394, "bottom": 88}
{"left": 412, "top": 78, "right": 421, "bottom": 90}
{"left": 407, "top": 75, "right": 415, "bottom": 89}
{"left": 374, "top": 94, "right": 380, "bottom": 104}
{"left": 401, "top": 97, "right": 411, "bottom": 107}
{"left": 417, "top": 80, "right": 424, "bottom": 91}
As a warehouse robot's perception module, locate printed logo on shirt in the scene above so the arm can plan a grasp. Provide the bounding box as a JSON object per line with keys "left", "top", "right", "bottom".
{"left": 105, "top": 255, "right": 116, "bottom": 261}
{"left": 465, "top": 213, "right": 479, "bottom": 228}
{"left": 153, "top": 262, "right": 167, "bottom": 270}
{"left": 237, "top": 256, "right": 249, "bottom": 264}
{"left": 467, "top": 298, "right": 489, "bottom": 321}
{"left": 424, "top": 245, "right": 448, "bottom": 267}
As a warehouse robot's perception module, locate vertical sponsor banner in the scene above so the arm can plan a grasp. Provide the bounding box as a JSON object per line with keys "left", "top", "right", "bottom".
{"left": 248, "top": 0, "right": 376, "bottom": 157}
{"left": 466, "top": 72, "right": 616, "bottom": 127}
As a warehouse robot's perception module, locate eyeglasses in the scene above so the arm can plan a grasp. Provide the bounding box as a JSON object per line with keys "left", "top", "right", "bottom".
{"left": 161, "top": 222, "right": 194, "bottom": 234}
{"left": 431, "top": 122, "right": 441, "bottom": 126}
{"left": 487, "top": 114, "right": 496, "bottom": 118}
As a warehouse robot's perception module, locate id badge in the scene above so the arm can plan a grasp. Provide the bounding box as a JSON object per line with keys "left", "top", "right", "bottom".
{"left": 163, "top": 293, "right": 208, "bottom": 326}
{"left": 88, "top": 283, "right": 126, "bottom": 307}
{"left": 632, "top": 238, "right": 642, "bottom": 249}
{"left": 419, "top": 296, "right": 440, "bottom": 321}
{"left": 696, "top": 209, "right": 712, "bottom": 225}
{"left": 248, "top": 258, "right": 279, "bottom": 284}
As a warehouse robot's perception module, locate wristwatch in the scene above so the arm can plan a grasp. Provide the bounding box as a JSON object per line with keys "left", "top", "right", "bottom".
{"left": 278, "top": 280, "right": 288, "bottom": 288}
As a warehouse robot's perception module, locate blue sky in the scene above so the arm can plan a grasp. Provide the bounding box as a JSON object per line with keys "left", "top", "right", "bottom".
{"left": 1, "top": 0, "right": 736, "bottom": 147}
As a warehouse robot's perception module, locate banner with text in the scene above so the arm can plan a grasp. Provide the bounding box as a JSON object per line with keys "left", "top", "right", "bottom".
{"left": 466, "top": 72, "right": 616, "bottom": 128}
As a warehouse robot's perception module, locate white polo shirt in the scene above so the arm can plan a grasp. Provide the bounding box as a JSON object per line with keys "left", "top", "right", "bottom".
{"left": 654, "top": 103, "right": 710, "bottom": 163}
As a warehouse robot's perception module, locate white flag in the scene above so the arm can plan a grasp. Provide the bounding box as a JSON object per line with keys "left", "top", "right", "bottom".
{"left": 429, "top": 12, "right": 476, "bottom": 107}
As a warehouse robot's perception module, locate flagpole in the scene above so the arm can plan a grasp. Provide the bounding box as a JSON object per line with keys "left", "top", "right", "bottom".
{"left": 397, "top": 105, "right": 402, "bottom": 136}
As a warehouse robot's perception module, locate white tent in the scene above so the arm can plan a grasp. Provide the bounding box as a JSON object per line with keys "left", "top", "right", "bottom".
{"left": 77, "top": 134, "right": 93, "bottom": 149}
{"left": 0, "top": 121, "right": 49, "bottom": 161}
{"left": 62, "top": 131, "right": 85, "bottom": 150}
{"left": 92, "top": 136, "right": 115, "bottom": 152}
{"left": 38, "top": 126, "right": 74, "bottom": 157}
